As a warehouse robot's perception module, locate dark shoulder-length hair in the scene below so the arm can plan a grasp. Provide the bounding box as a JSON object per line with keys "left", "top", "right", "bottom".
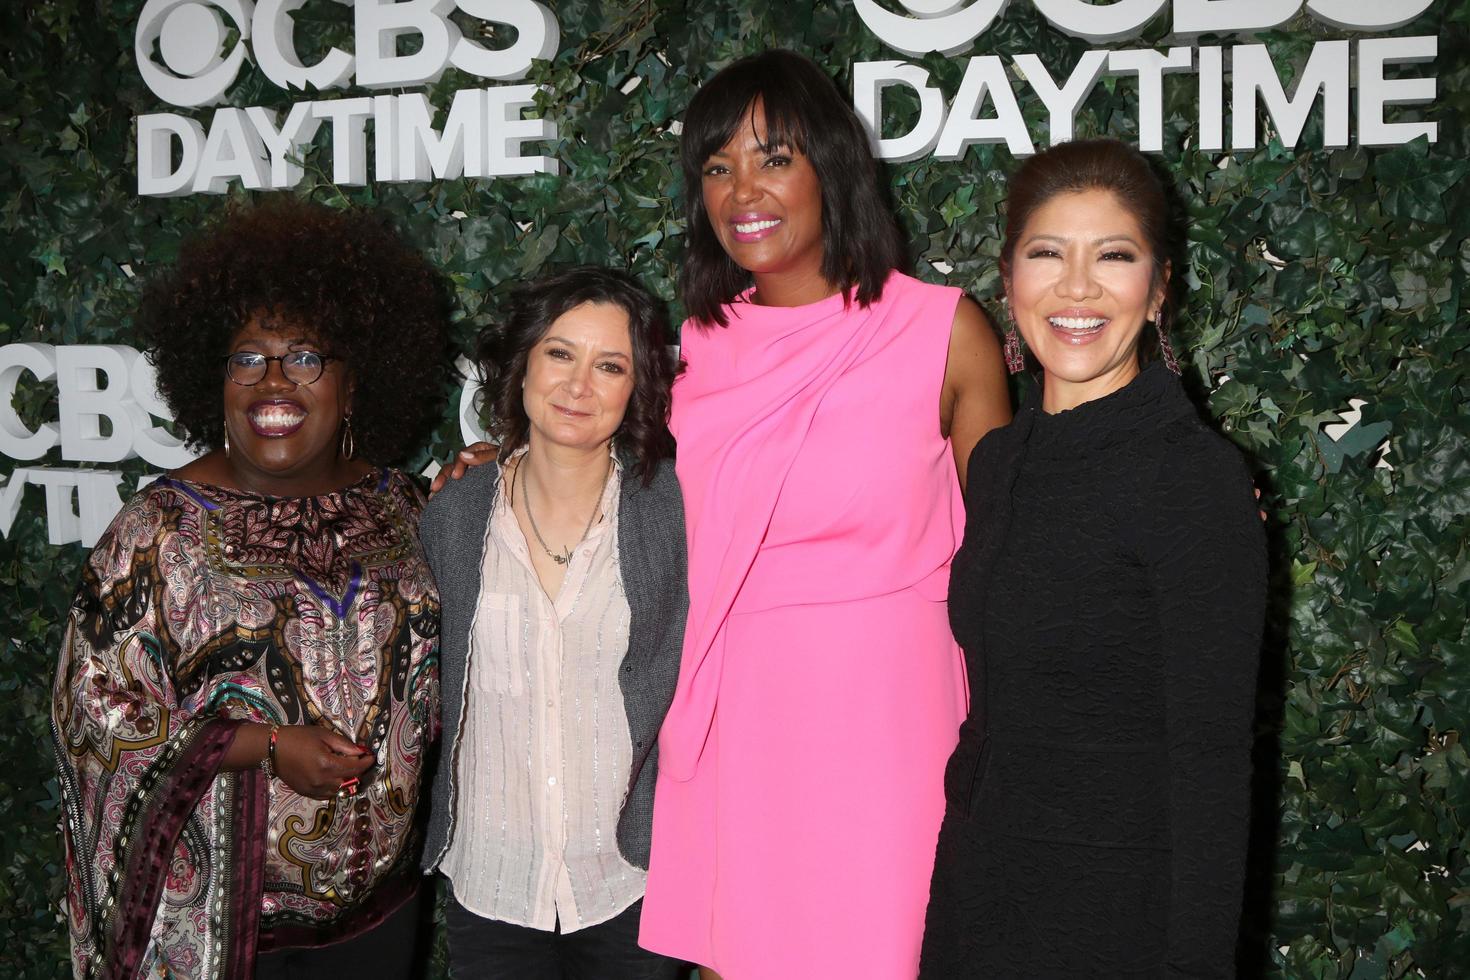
{"left": 680, "top": 49, "right": 907, "bottom": 326}
{"left": 475, "top": 266, "right": 676, "bottom": 485}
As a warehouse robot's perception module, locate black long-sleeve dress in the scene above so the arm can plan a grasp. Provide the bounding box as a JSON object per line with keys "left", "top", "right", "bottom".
{"left": 920, "top": 363, "right": 1268, "bottom": 978}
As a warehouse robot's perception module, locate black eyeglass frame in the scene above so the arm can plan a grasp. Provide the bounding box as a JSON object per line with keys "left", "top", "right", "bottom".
{"left": 222, "top": 350, "right": 338, "bottom": 386}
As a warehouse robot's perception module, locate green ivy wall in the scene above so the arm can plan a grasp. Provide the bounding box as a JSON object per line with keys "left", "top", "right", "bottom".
{"left": 2, "top": 2, "right": 1467, "bottom": 977}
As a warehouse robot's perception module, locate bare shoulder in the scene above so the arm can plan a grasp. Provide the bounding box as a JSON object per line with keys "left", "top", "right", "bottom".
{"left": 946, "top": 296, "right": 1002, "bottom": 365}
{"left": 940, "top": 296, "right": 1012, "bottom": 487}
{"left": 941, "top": 296, "right": 1009, "bottom": 425}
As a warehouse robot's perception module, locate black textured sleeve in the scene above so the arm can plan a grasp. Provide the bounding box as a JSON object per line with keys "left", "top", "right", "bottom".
{"left": 1142, "top": 427, "right": 1267, "bottom": 977}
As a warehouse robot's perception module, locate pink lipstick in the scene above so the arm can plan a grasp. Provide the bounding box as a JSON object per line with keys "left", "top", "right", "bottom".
{"left": 729, "top": 213, "right": 783, "bottom": 243}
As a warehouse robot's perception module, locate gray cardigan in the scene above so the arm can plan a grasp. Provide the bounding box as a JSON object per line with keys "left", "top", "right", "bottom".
{"left": 418, "top": 455, "right": 686, "bottom": 871}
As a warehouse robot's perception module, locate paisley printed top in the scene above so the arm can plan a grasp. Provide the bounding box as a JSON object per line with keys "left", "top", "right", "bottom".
{"left": 52, "top": 469, "right": 440, "bottom": 979}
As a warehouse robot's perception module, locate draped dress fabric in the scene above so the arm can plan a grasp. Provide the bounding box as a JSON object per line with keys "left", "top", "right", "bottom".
{"left": 920, "top": 365, "right": 1267, "bottom": 978}
{"left": 639, "top": 272, "right": 969, "bottom": 978}
{"left": 51, "top": 470, "right": 439, "bottom": 979}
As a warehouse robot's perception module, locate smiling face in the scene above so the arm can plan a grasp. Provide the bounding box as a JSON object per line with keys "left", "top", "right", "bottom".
{"left": 1007, "top": 188, "right": 1168, "bottom": 413}
{"left": 700, "top": 101, "right": 830, "bottom": 302}
{"left": 221, "top": 314, "right": 354, "bottom": 494}
{"left": 522, "top": 302, "right": 635, "bottom": 455}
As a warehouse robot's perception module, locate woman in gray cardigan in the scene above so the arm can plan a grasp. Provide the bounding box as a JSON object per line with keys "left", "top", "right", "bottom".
{"left": 418, "top": 267, "right": 686, "bottom": 979}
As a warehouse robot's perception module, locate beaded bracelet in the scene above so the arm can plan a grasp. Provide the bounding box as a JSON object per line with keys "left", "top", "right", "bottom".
{"left": 260, "top": 723, "right": 281, "bottom": 780}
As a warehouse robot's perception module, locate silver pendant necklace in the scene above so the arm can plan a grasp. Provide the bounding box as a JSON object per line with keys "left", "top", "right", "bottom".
{"left": 517, "top": 458, "right": 600, "bottom": 565}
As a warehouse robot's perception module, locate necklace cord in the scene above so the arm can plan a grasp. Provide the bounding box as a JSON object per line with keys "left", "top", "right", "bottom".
{"left": 516, "top": 457, "right": 602, "bottom": 566}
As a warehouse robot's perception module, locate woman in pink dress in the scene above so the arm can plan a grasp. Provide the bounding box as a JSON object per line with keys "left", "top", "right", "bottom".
{"left": 636, "top": 51, "right": 1011, "bottom": 978}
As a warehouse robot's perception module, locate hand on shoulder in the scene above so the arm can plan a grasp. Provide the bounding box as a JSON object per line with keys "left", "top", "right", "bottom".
{"left": 428, "top": 442, "right": 499, "bottom": 496}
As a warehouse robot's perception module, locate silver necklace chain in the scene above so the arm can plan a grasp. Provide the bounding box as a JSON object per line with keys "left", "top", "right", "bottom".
{"left": 517, "top": 458, "right": 601, "bottom": 566}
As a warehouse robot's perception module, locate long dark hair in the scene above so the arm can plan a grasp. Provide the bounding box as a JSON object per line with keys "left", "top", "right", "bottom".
{"left": 680, "top": 49, "right": 907, "bottom": 327}
{"left": 474, "top": 266, "right": 676, "bottom": 485}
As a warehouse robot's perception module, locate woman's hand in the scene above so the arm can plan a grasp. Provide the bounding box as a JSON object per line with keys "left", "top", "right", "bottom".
{"left": 272, "top": 725, "right": 374, "bottom": 800}
{"left": 429, "top": 442, "right": 499, "bottom": 495}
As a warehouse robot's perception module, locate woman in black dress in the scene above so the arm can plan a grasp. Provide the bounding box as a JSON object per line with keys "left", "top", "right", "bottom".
{"left": 921, "top": 139, "right": 1267, "bottom": 978}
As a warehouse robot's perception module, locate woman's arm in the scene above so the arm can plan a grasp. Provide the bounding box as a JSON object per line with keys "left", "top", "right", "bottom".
{"left": 52, "top": 507, "right": 246, "bottom": 975}
{"left": 941, "top": 297, "right": 1012, "bottom": 492}
{"left": 221, "top": 722, "right": 372, "bottom": 798}
{"left": 1145, "top": 434, "right": 1268, "bottom": 977}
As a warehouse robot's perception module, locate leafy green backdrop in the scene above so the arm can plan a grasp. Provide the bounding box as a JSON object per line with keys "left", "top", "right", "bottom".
{"left": 2, "top": 1, "right": 1467, "bottom": 977}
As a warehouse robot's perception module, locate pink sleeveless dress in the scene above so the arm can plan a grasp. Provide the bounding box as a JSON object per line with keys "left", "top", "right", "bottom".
{"left": 639, "top": 272, "right": 969, "bottom": 978}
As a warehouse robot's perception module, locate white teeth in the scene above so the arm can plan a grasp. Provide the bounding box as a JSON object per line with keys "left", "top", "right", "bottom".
{"left": 734, "top": 219, "right": 780, "bottom": 234}
{"left": 249, "top": 407, "right": 305, "bottom": 428}
{"left": 1048, "top": 316, "right": 1107, "bottom": 331}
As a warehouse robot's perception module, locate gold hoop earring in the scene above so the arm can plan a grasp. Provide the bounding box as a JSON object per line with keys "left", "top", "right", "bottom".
{"left": 340, "top": 414, "right": 355, "bottom": 460}
{"left": 223, "top": 417, "right": 231, "bottom": 457}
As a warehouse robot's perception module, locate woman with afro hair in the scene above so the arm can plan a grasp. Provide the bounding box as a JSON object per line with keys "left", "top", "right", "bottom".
{"left": 51, "top": 198, "right": 449, "bottom": 979}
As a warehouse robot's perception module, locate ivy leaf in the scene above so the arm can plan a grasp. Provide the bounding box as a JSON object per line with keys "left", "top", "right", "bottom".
{"left": 1318, "top": 419, "right": 1392, "bottom": 474}
{"left": 517, "top": 223, "right": 561, "bottom": 275}
{"left": 35, "top": 249, "right": 65, "bottom": 275}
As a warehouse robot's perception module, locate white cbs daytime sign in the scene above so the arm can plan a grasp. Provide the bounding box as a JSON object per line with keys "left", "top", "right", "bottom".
{"left": 0, "top": 342, "right": 493, "bottom": 547}
{"left": 851, "top": 0, "right": 1439, "bottom": 159}
{"left": 134, "top": 0, "right": 562, "bottom": 197}
{"left": 1, "top": 344, "right": 195, "bottom": 547}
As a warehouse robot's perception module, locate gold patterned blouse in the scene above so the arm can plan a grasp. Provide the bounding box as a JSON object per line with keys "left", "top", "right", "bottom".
{"left": 52, "top": 469, "right": 440, "bottom": 979}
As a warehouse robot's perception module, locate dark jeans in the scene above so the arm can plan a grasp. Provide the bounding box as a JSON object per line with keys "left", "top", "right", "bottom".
{"left": 444, "top": 894, "right": 684, "bottom": 980}
{"left": 255, "top": 887, "right": 422, "bottom": 980}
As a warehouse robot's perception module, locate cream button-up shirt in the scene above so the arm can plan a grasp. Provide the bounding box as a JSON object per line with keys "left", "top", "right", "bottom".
{"left": 441, "top": 453, "right": 644, "bottom": 931}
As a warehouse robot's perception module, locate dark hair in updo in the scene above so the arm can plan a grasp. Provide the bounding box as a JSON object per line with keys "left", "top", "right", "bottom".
{"left": 1000, "top": 139, "right": 1183, "bottom": 362}
{"left": 680, "top": 49, "right": 907, "bottom": 327}
{"left": 137, "top": 198, "right": 450, "bottom": 464}
{"left": 474, "top": 266, "right": 676, "bottom": 486}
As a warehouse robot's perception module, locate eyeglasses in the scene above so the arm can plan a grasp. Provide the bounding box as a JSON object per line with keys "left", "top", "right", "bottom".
{"left": 223, "top": 350, "right": 335, "bottom": 386}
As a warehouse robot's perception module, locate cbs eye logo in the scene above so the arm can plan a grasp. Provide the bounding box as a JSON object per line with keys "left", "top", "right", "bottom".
{"left": 135, "top": 0, "right": 253, "bottom": 108}
{"left": 853, "top": 0, "right": 1006, "bottom": 57}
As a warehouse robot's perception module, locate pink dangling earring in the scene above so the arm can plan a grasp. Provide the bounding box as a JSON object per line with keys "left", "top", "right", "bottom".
{"left": 1155, "top": 308, "right": 1181, "bottom": 375}
{"left": 1003, "top": 312, "right": 1025, "bottom": 375}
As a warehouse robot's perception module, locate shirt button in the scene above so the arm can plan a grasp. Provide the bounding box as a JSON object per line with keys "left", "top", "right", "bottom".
{"left": 548, "top": 776, "right": 557, "bottom": 786}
